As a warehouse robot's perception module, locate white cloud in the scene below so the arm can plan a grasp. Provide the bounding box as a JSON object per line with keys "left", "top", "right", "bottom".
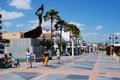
{"left": 29, "top": 20, "right": 86, "bottom": 30}
{"left": 83, "top": 32, "right": 99, "bottom": 37}
{"left": 28, "top": 20, "right": 54, "bottom": 30}
{"left": 29, "top": 20, "right": 52, "bottom": 29}
{"left": 42, "top": 20, "right": 52, "bottom": 28}
{"left": 29, "top": 20, "right": 38, "bottom": 24}
{"left": 0, "top": 10, "right": 24, "bottom": 20}
{"left": 3, "top": 22, "right": 12, "bottom": 27}
{"left": 16, "top": 23, "right": 31, "bottom": 32}
{"left": 101, "top": 34, "right": 109, "bottom": 37}
{"left": 115, "top": 32, "right": 120, "bottom": 36}
{"left": 16, "top": 20, "right": 39, "bottom": 32}
{"left": 96, "top": 26, "right": 103, "bottom": 30}
{"left": 16, "top": 24, "right": 26, "bottom": 27}
{"left": 9, "top": 0, "right": 32, "bottom": 9}
{"left": 69, "top": 22, "right": 85, "bottom": 30}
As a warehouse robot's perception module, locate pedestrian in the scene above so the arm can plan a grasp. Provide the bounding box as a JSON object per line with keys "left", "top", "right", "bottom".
{"left": 43, "top": 47, "right": 49, "bottom": 66}
{"left": 56, "top": 49, "right": 60, "bottom": 64}
{"left": 26, "top": 48, "right": 32, "bottom": 69}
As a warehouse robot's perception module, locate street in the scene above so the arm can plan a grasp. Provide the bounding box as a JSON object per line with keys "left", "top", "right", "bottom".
{"left": 0, "top": 52, "right": 120, "bottom": 80}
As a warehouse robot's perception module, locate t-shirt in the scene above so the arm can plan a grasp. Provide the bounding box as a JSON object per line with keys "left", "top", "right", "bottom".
{"left": 26, "top": 52, "right": 32, "bottom": 58}
{"left": 8, "top": 56, "right": 14, "bottom": 59}
{"left": 4, "top": 56, "right": 8, "bottom": 61}
{"left": 44, "top": 51, "right": 49, "bottom": 57}
{"left": 56, "top": 51, "right": 60, "bottom": 57}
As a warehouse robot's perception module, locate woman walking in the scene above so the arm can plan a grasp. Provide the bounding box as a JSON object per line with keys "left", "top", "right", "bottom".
{"left": 43, "top": 48, "right": 49, "bottom": 66}
{"left": 26, "top": 48, "right": 32, "bottom": 69}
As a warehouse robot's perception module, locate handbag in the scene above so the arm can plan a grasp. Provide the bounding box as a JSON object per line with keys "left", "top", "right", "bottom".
{"left": 30, "top": 56, "right": 34, "bottom": 60}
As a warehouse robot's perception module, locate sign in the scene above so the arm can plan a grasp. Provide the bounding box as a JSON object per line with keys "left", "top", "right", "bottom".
{"left": 79, "top": 36, "right": 83, "bottom": 40}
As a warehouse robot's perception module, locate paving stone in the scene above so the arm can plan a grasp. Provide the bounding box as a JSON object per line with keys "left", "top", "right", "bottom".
{"left": 66, "top": 74, "right": 89, "bottom": 80}
{"left": 0, "top": 53, "right": 120, "bottom": 80}
{"left": 12, "top": 72, "right": 41, "bottom": 80}
{"left": 0, "top": 72, "right": 25, "bottom": 80}
{"left": 97, "top": 76, "right": 120, "bottom": 80}
{"left": 39, "top": 74, "right": 89, "bottom": 80}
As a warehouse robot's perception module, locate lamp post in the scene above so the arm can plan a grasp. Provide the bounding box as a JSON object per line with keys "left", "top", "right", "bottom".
{"left": 0, "top": 14, "right": 2, "bottom": 41}
{"left": 109, "top": 34, "right": 118, "bottom": 55}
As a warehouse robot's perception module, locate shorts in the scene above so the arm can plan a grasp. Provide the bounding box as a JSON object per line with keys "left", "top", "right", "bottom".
{"left": 26, "top": 56, "right": 31, "bottom": 61}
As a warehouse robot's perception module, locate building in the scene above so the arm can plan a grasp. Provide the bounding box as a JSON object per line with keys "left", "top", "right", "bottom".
{"left": 106, "top": 44, "right": 120, "bottom": 56}
{"left": 2, "top": 32, "right": 24, "bottom": 40}
{"left": 37, "top": 28, "right": 51, "bottom": 40}
{"left": 38, "top": 28, "right": 68, "bottom": 41}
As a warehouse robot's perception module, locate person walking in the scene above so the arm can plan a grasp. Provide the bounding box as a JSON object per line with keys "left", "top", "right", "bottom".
{"left": 26, "top": 48, "right": 32, "bottom": 69}
{"left": 43, "top": 48, "right": 49, "bottom": 66}
{"left": 56, "top": 49, "right": 60, "bottom": 64}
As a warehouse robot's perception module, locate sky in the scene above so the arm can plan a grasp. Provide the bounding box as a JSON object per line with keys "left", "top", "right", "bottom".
{"left": 0, "top": 0, "right": 120, "bottom": 43}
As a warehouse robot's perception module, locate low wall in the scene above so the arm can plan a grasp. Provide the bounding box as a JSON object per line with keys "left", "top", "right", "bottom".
{"left": 5, "top": 38, "right": 44, "bottom": 62}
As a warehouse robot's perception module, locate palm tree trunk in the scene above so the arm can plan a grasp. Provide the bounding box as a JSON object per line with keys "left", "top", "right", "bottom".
{"left": 71, "top": 36, "right": 74, "bottom": 56}
{"left": 75, "top": 36, "right": 78, "bottom": 55}
{"left": 51, "top": 19, "right": 53, "bottom": 49}
{"left": 70, "top": 31, "right": 72, "bottom": 55}
{"left": 60, "top": 28, "right": 62, "bottom": 53}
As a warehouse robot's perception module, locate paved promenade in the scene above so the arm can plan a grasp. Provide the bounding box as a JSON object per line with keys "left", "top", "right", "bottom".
{"left": 0, "top": 53, "right": 120, "bottom": 80}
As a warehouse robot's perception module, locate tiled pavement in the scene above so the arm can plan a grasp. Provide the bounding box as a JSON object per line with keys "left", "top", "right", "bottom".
{"left": 0, "top": 53, "right": 120, "bottom": 80}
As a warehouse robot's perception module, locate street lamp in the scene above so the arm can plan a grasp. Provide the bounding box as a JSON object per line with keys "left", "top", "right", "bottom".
{"left": 109, "top": 34, "right": 118, "bottom": 55}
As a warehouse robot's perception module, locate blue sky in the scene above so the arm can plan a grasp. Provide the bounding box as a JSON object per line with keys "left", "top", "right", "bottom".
{"left": 0, "top": 0, "right": 120, "bottom": 43}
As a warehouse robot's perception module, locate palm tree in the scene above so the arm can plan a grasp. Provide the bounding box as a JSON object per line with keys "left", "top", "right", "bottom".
{"left": 64, "top": 24, "right": 80, "bottom": 55}
{"left": 43, "top": 9, "right": 60, "bottom": 49}
{"left": 64, "top": 24, "right": 75, "bottom": 54}
{"left": 72, "top": 25, "right": 80, "bottom": 36}
{"left": 54, "top": 20, "right": 66, "bottom": 53}
{"left": 72, "top": 25, "right": 80, "bottom": 55}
